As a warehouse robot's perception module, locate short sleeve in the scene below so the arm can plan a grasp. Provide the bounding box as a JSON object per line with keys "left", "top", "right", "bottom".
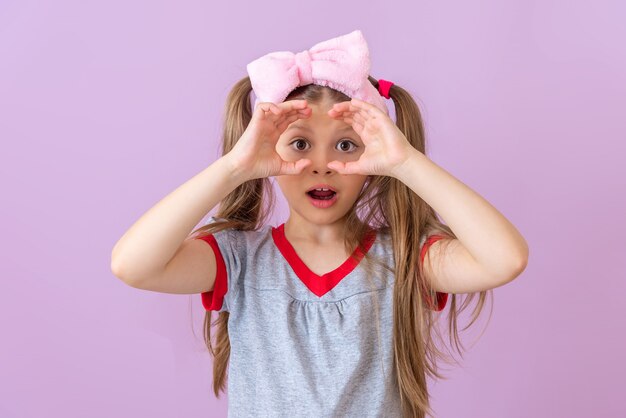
{"left": 194, "top": 217, "right": 244, "bottom": 313}
{"left": 419, "top": 233, "right": 449, "bottom": 311}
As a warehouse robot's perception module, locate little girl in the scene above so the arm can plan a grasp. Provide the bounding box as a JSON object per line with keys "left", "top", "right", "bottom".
{"left": 111, "top": 30, "right": 529, "bottom": 418}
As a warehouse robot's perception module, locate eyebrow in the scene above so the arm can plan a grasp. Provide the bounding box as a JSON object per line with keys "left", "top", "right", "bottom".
{"left": 287, "top": 124, "right": 354, "bottom": 133}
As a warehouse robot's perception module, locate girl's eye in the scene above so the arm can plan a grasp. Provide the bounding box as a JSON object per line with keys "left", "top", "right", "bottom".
{"left": 337, "top": 140, "right": 358, "bottom": 152}
{"left": 289, "top": 139, "right": 358, "bottom": 153}
{"left": 292, "top": 139, "right": 309, "bottom": 151}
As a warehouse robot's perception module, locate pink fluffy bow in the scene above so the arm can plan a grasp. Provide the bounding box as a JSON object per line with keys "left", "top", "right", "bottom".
{"left": 246, "top": 30, "right": 389, "bottom": 115}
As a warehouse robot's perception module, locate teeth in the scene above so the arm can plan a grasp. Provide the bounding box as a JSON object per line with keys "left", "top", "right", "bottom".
{"left": 312, "top": 188, "right": 330, "bottom": 191}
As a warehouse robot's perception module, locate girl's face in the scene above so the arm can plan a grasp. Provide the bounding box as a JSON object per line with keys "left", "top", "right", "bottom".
{"left": 274, "top": 100, "right": 369, "bottom": 226}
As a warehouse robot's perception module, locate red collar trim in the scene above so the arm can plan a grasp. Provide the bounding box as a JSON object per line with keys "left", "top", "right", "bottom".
{"left": 271, "top": 223, "right": 377, "bottom": 297}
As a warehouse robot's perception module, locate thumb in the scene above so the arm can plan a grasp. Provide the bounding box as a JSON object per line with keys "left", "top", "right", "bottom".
{"left": 328, "top": 161, "right": 356, "bottom": 174}
{"left": 280, "top": 159, "right": 311, "bottom": 175}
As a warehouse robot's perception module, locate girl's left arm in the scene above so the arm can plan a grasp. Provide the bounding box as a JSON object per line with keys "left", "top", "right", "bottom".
{"left": 392, "top": 147, "right": 529, "bottom": 293}
{"left": 327, "top": 97, "right": 528, "bottom": 294}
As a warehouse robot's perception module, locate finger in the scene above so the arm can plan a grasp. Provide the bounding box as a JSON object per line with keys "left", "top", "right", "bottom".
{"left": 329, "top": 100, "right": 352, "bottom": 112}
{"left": 341, "top": 117, "right": 364, "bottom": 137}
{"left": 273, "top": 106, "right": 311, "bottom": 125}
{"left": 280, "top": 99, "right": 308, "bottom": 110}
{"left": 335, "top": 98, "right": 381, "bottom": 119}
{"left": 255, "top": 102, "right": 267, "bottom": 118}
{"left": 257, "top": 102, "right": 281, "bottom": 118}
{"left": 328, "top": 106, "right": 352, "bottom": 118}
{"left": 276, "top": 107, "right": 311, "bottom": 127}
{"left": 270, "top": 102, "right": 303, "bottom": 117}
{"left": 331, "top": 112, "right": 365, "bottom": 134}
{"left": 276, "top": 113, "right": 306, "bottom": 132}
{"left": 351, "top": 112, "right": 367, "bottom": 126}
{"left": 267, "top": 102, "right": 280, "bottom": 113}
{"left": 328, "top": 109, "right": 357, "bottom": 122}
{"left": 336, "top": 100, "right": 362, "bottom": 113}
{"left": 327, "top": 107, "right": 347, "bottom": 117}
{"left": 286, "top": 107, "right": 312, "bottom": 119}
{"left": 329, "top": 103, "right": 370, "bottom": 122}
{"left": 349, "top": 98, "right": 380, "bottom": 117}
{"left": 295, "top": 158, "right": 312, "bottom": 172}
{"left": 257, "top": 102, "right": 276, "bottom": 112}
{"left": 327, "top": 160, "right": 343, "bottom": 172}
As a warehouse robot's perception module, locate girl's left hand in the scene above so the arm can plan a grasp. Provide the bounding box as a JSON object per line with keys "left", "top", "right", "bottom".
{"left": 327, "top": 98, "right": 416, "bottom": 177}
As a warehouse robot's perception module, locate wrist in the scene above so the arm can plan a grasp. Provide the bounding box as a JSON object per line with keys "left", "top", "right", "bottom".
{"left": 389, "top": 146, "right": 424, "bottom": 180}
{"left": 218, "top": 155, "right": 250, "bottom": 186}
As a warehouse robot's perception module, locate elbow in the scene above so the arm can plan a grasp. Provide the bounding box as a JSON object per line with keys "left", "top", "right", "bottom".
{"left": 110, "top": 246, "right": 127, "bottom": 279}
{"left": 110, "top": 254, "right": 123, "bottom": 278}
{"left": 111, "top": 256, "right": 142, "bottom": 289}
{"left": 508, "top": 237, "right": 529, "bottom": 275}
{"left": 514, "top": 241, "right": 530, "bottom": 274}
{"left": 493, "top": 247, "right": 529, "bottom": 287}
{"left": 504, "top": 251, "right": 529, "bottom": 284}
{"left": 511, "top": 258, "right": 528, "bottom": 282}
{"left": 110, "top": 244, "right": 127, "bottom": 281}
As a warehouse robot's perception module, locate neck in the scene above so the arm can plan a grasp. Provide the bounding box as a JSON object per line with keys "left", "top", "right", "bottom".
{"left": 284, "top": 218, "right": 347, "bottom": 246}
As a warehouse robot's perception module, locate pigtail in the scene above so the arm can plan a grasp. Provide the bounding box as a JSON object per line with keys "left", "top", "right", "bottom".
{"left": 189, "top": 76, "right": 277, "bottom": 398}
{"left": 367, "top": 76, "right": 492, "bottom": 418}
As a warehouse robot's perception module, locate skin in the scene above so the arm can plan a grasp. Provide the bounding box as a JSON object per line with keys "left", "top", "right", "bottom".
{"left": 274, "top": 98, "right": 370, "bottom": 246}
{"left": 270, "top": 95, "right": 528, "bottom": 290}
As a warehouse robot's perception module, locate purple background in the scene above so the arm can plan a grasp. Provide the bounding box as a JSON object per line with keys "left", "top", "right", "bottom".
{"left": 1, "top": 0, "right": 625, "bottom": 417}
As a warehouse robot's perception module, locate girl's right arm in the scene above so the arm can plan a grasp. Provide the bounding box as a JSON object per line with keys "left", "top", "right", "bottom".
{"left": 110, "top": 155, "right": 247, "bottom": 292}
{"left": 111, "top": 99, "right": 313, "bottom": 294}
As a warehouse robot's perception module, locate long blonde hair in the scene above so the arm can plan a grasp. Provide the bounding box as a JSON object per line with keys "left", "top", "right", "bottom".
{"left": 189, "top": 77, "right": 492, "bottom": 417}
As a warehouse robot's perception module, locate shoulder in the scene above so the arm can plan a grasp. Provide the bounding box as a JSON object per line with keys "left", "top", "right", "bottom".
{"left": 203, "top": 216, "right": 272, "bottom": 250}
{"left": 367, "top": 228, "right": 395, "bottom": 271}
{"left": 373, "top": 227, "right": 396, "bottom": 252}
{"left": 370, "top": 227, "right": 442, "bottom": 264}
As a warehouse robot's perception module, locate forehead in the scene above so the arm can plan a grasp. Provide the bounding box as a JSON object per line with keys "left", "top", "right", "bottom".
{"left": 285, "top": 123, "right": 355, "bottom": 134}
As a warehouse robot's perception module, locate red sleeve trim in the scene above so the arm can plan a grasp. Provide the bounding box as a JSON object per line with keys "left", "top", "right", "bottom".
{"left": 420, "top": 234, "right": 449, "bottom": 311}
{"left": 196, "top": 234, "right": 228, "bottom": 311}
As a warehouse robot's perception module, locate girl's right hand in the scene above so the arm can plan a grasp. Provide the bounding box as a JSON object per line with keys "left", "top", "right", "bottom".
{"left": 226, "top": 100, "right": 313, "bottom": 181}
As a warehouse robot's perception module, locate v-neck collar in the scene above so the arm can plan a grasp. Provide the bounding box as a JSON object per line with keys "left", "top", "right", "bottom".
{"left": 271, "top": 223, "right": 377, "bottom": 297}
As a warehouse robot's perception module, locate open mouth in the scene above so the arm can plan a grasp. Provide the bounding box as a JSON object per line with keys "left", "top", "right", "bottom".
{"left": 306, "top": 190, "right": 337, "bottom": 200}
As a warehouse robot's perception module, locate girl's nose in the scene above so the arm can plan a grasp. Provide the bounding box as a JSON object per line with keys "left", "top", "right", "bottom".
{"left": 312, "top": 167, "right": 332, "bottom": 174}
{"left": 308, "top": 153, "right": 334, "bottom": 174}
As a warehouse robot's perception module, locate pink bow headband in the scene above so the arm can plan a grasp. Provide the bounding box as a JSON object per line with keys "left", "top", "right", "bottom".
{"left": 246, "top": 30, "right": 394, "bottom": 115}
